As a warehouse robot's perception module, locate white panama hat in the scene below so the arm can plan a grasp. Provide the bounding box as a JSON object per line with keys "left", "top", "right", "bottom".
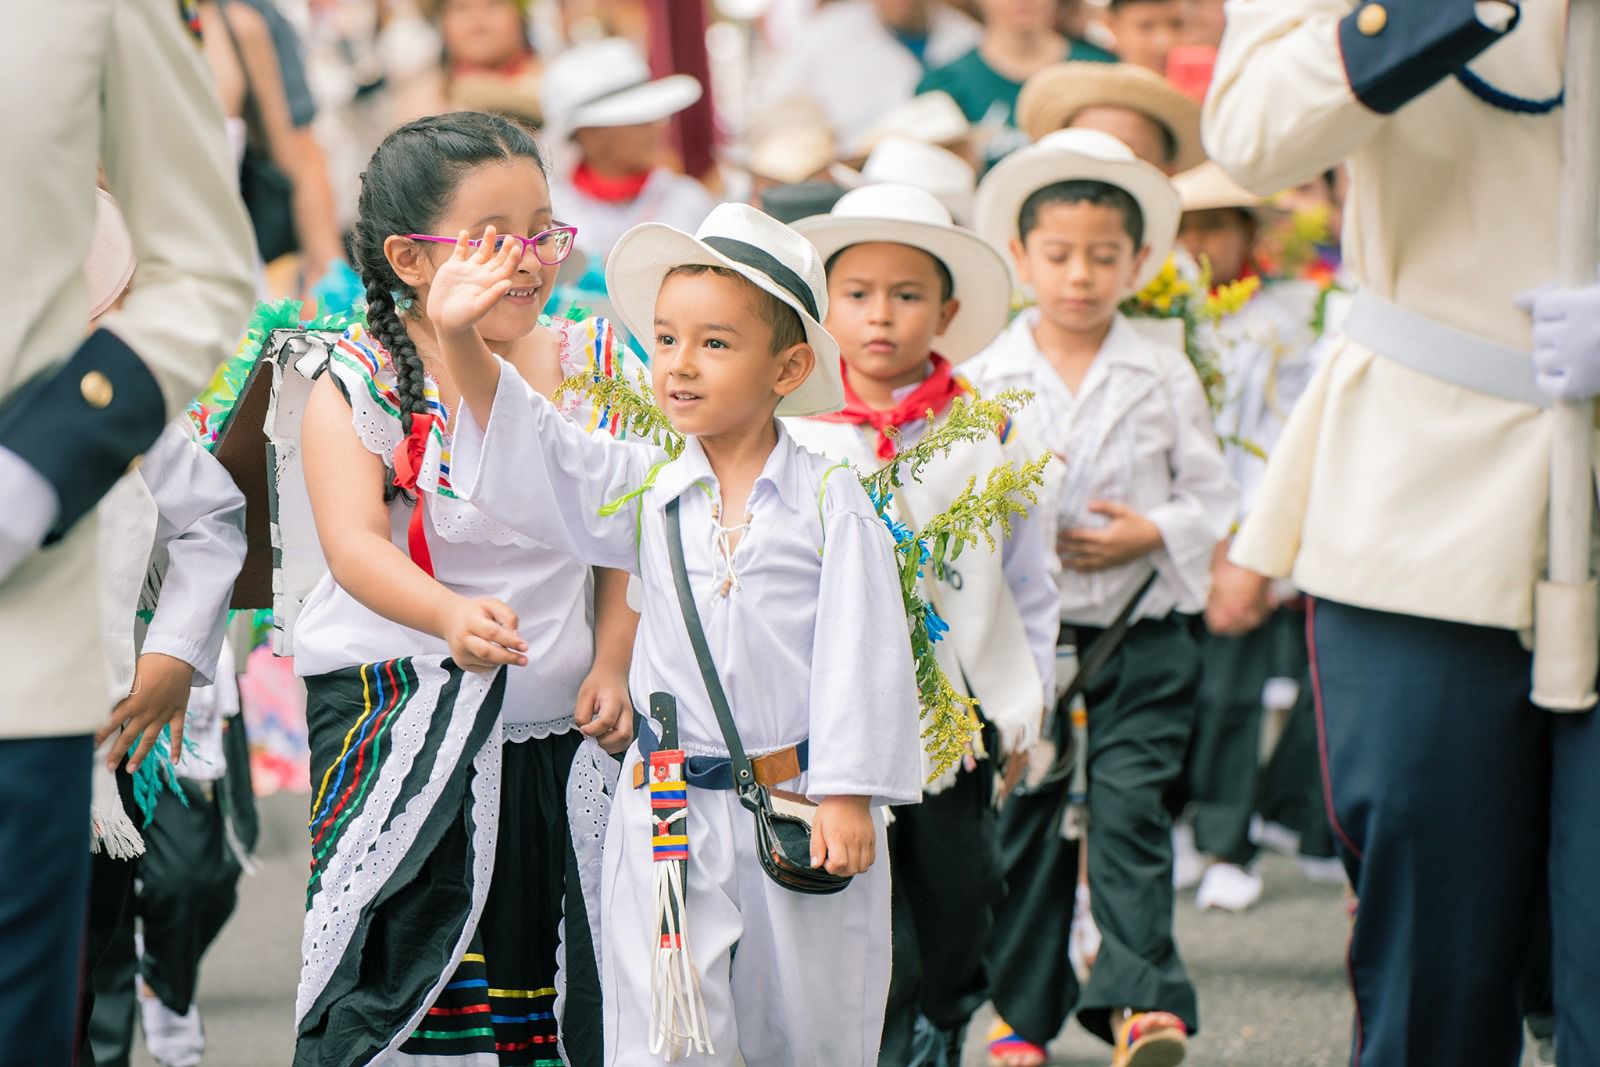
{"left": 975, "top": 128, "right": 1180, "bottom": 293}
{"left": 850, "top": 91, "right": 971, "bottom": 158}
{"left": 540, "top": 38, "right": 702, "bottom": 137}
{"left": 1173, "top": 161, "right": 1283, "bottom": 224}
{"left": 829, "top": 136, "right": 977, "bottom": 225}
{"left": 794, "top": 183, "right": 1010, "bottom": 363}
{"left": 86, "top": 188, "right": 136, "bottom": 321}
{"left": 605, "top": 203, "right": 844, "bottom": 417}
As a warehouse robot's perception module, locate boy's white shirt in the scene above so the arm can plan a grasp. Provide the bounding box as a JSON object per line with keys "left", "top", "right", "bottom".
{"left": 783, "top": 404, "right": 1055, "bottom": 763}
{"left": 553, "top": 167, "right": 716, "bottom": 265}
{"left": 1206, "top": 279, "right": 1322, "bottom": 524}
{"left": 449, "top": 357, "right": 923, "bottom": 807}
{"left": 964, "top": 310, "right": 1238, "bottom": 627}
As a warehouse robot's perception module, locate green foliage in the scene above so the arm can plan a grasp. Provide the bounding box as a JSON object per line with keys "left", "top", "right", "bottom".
{"left": 556, "top": 368, "right": 685, "bottom": 457}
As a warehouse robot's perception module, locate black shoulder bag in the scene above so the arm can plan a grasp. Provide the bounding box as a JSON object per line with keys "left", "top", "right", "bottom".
{"left": 216, "top": 2, "right": 298, "bottom": 263}
{"left": 664, "top": 497, "right": 852, "bottom": 895}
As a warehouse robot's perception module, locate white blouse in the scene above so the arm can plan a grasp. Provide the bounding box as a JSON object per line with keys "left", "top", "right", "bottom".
{"left": 292, "top": 318, "right": 630, "bottom": 731}
{"left": 449, "top": 360, "right": 924, "bottom": 806}
{"left": 964, "top": 311, "right": 1238, "bottom": 627}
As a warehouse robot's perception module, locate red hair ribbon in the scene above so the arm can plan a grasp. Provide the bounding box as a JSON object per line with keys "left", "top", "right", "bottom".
{"left": 392, "top": 412, "right": 437, "bottom": 578}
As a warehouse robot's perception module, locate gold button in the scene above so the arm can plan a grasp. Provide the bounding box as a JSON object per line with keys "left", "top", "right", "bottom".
{"left": 80, "top": 371, "right": 114, "bottom": 409}
{"left": 1357, "top": 3, "right": 1387, "bottom": 35}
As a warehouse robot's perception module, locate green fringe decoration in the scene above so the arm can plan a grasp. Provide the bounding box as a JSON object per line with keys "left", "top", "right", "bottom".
{"left": 129, "top": 724, "right": 193, "bottom": 828}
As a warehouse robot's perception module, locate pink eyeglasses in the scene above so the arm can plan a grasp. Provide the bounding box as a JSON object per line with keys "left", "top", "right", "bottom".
{"left": 406, "top": 225, "right": 579, "bottom": 266}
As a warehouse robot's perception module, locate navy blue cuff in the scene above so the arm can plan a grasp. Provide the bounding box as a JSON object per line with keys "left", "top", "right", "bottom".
{"left": 0, "top": 328, "right": 167, "bottom": 542}
{"left": 1339, "top": 0, "right": 1515, "bottom": 113}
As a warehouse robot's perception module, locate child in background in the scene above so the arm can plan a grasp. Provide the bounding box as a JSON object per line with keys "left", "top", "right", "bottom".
{"left": 965, "top": 129, "right": 1236, "bottom": 1067}
{"left": 435, "top": 202, "right": 924, "bottom": 1065}
{"left": 292, "top": 111, "right": 637, "bottom": 1067}
{"left": 543, "top": 38, "right": 712, "bottom": 269}
{"left": 1101, "top": 0, "right": 1185, "bottom": 73}
{"left": 1170, "top": 162, "right": 1329, "bottom": 912}
{"left": 1016, "top": 61, "right": 1204, "bottom": 175}
{"left": 916, "top": 0, "right": 1113, "bottom": 171}
{"left": 785, "top": 185, "right": 1057, "bottom": 1067}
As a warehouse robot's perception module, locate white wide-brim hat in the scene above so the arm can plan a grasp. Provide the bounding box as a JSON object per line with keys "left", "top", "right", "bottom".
{"left": 829, "top": 136, "right": 977, "bottom": 225}
{"left": 1016, "top": 62, "right": 1204, "bottom": 173}
{"left": 605, "top": 203, "right": 843, "bottom": 417}
{"left": 86, "top": 188, "right": 136, "bottom": 320}
{"left": 1173, "top": 161, "right": 1282, "bottom": 223}
{"left": 850, "top": 91, "right": 971, "bottom": 158}
{"left": 795, "top": 183, "right": 1009, "bottom": 362}
{"left": 540, "top": 37, "right": 702, "bottom": 136}
{"left": 975, "top": 128, "right": 1180, "bottom": 293}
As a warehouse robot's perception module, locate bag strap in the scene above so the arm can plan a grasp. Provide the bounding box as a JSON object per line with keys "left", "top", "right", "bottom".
{"left": 212, "top": 2, "right": 268, "bottom": 153}
{"left": 664, "top": 497, "right": 758, "bottom": 792}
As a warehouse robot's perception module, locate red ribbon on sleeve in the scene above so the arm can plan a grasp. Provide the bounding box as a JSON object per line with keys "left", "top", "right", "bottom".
{"left": 392, "top": 412, "right": 438, "bottom": 578}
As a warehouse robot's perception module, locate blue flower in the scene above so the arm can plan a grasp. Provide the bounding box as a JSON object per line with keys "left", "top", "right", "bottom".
{"left": 922, "top": 601, "right": 950, "bottom": 643}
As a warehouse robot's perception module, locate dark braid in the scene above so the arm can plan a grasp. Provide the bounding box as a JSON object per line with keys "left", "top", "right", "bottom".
{"left": 350, "top": 111, "right": 547, "bottom": 498}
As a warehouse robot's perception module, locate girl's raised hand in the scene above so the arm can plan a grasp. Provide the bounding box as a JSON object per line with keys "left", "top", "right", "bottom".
{"left": 426, "top": 226, "right": 522, "bottom": 334}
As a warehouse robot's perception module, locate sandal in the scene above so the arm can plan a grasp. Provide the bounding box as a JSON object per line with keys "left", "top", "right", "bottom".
{"left": 1111, "top": 1011, "right": 1188, "bottom": 1067}
{"left": 986, "top": 1019, "right": 1048, "bottom": 1067}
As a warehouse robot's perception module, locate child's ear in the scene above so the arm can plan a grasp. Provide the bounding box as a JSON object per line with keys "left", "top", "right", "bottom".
{"left": 1008, "top": 237, "right": 1031, "bottom": 287}
{"left": 385, "top": 235, "right": 429, "bottom": 290}
{"left": 934, "top": 297, "right": 962, "bottom": 337}
{"left": 1128, "top": 244, "right": 1153, "bottom": 291}
{"left": 772, "top": 342, "right": 817, "bottom": 399}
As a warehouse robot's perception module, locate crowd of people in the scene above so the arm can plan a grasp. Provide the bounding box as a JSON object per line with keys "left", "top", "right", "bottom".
{"left": 2, "top": 0, "right": 1595, "bottom": 1066}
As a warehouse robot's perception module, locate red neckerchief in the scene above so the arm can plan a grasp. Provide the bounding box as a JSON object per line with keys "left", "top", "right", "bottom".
{"left": 571, "top": 161, "right": 651, "bottom": 204}
{"left": 450, "top": 52, "right": 533, "bottom": 78}
{"left": 815, "top": 353, "right": 967, "bottom": 460}
{"left": 391, "top": 412, "right": 437, "bottom": 577}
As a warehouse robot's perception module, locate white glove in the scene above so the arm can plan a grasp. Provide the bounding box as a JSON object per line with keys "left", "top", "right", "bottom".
{"left": 1515, "top": 279, "right": 1600, "bottom": 401}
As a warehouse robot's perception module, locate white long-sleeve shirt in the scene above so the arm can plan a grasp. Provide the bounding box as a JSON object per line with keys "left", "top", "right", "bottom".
{"left": 965, "top": 311, "right": 1239, "bottom": 627}
{"left": 138, "top": 422, "right": 248, "bottom": 685}
{"left": 450, "top": 359, "right": 923, "bottom": 806}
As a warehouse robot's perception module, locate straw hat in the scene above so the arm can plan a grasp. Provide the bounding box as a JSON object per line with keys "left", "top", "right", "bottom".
{"left": 975, "top": 128, "right": 1180, "bottom": 292}
{"left": 1173, "top": 161, "right": 1282, "bottom": 223}
{"left": 746, "top": 97, "right": 839, "bottom": 185}
{"left": 1016, "top": 62, "right": 1204, "bottom": 172}
{"left": 86, "top": 188, "right": 136, "bottom": 320}
{"left": 605, "top": 203, "right": 843, "bottom": 416}
{"left": 794, "top": 183, "right": 1011, "bottom": 361}
{"left": 829, "top": 137, "right": 977, "bottom": 225}
{"left": 850, "top": 91, "right": 971, "bottom": 158}
{"left": 540, "top": 38, "right": 701, "bottom": 137}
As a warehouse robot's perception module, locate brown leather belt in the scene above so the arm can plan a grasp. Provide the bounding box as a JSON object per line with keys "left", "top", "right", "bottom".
{"left": 631, "top": 742, "right": 805, "bottom": 791}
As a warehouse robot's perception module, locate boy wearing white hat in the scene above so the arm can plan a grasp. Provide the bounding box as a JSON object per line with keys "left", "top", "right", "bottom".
{"left": 543, "top": 38, "right": 715, "bottom": 268}
{"left": 1016, "top": 62, "right": 1204, "bottom": 176}
{"left": 430, "top": 203, "right": 923, "bottom": 1066}
{"left": 829, "top": 136, "right": 979, "bottom": 226}
{"left": 1169, "top": 162, "right": 1328, "bottom": 913}
{"left": 783, "top": 184, "right": 1057, "bottom": 1066}
{"left": 964, "top": 129, "right": 1236, "bottom": 1067}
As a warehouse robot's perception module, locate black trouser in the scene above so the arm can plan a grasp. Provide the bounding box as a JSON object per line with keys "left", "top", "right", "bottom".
{"left": 1309, "top": 599, "right": 1600, "bottom": 1066}
{"left": 88, "top": 717, "right": 257, "bottom": 1066}
{"left": 0, "top": 736, "right": 92, "bottom": 1067}
{"left": 988, "top": 616, "right": 1200, "bottom": 1046}
{"left": 879, "top": 751, "right": 1000, "bottom": 1067}
{"left": 1188, "top": 607, "right": 1335, "bottom": 864}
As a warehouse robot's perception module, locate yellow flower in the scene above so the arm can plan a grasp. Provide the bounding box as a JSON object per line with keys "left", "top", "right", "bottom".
{"left": 1204, "top": 275, "right": 1262, "bottom": 321}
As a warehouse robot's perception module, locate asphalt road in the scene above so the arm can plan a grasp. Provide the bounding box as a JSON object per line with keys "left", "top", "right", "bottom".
{"left": 127, "top": 792, "right": 1532, "bottom": 1067}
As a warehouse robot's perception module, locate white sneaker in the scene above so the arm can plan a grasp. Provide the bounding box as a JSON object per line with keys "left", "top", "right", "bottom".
{"left": 139, "top": 989, "right": 205, "bottom": 1067}
{"left": 1172, "top": 823, "right": 1204, "bottom": 890}
{"left": 1196, "top": 863, "right": 1264, "bottom": 913}
{"left": 1297, "top": 855, "right": 1348, "bottom": 885}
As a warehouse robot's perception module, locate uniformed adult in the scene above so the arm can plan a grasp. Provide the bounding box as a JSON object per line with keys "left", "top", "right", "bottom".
{"left": 1204, "top": 0, "right": 1600, "bottom": 1062}
{"left": 0, "top": 2, "right": 256, "bottom": 1062}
